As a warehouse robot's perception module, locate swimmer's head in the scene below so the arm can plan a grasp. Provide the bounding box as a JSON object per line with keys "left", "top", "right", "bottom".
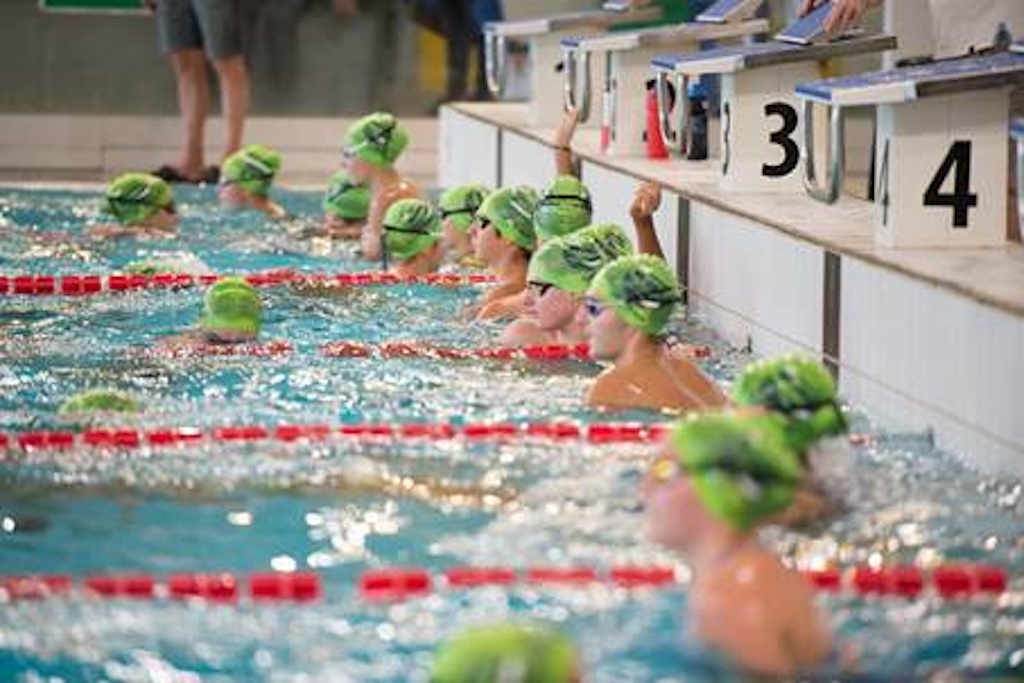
{"left": 123, "top": 259, "right": 184, "bottom": 276}
{"left": 59, "top": 389, "right": 141, "bottom": 416}
{"left": 343, "top": 112, "right": 409, "bottom": 179}
{"left": 439, "top": 183, "right": 490, "bottom": 234}
{"left": 533, "top": 175, "right": 593, "bottom": 242}
{"left": 322, "top": 171, "right": 370, "bottom": 223}
{"left": 222, "top": 144, "right": 282, "bottom": 198}
{"left": 431, "top": 622, "right": 580, "bottom": 683}
{"left": 731, "top": 355, "right": 847, "bottom": 454}
{"left": 528, "top": 223, "right": 633, "bottom": 296}
{"left": 199, "top": 276, "right": 262, "bottom": 342}
{"left": 472, "top": 186, "right": 540, "bottom": 261}
{"left": 382, "top": 198, "right": 441, "bottom": 266}
{"left": 103, "top": 173, "right": 176, "bottom": 227}
{"left": 585, "top": 255, "right": 680, "bottom": 358}
{"left": 646, "top": 412, "right": 801, "bottom": 540}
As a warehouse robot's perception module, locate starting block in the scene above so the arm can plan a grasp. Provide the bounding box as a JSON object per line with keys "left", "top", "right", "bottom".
{"left": 561, "top": 0, "right": 767, "bottom": 157}
{"left": 797, "top": 47, "right": 1024, "bottom": 247}
{"left": 484, "top": 6, "right": 661, "bottom": 127}
{"left": 652, "top": 10, "right": 895, "bottom": 191}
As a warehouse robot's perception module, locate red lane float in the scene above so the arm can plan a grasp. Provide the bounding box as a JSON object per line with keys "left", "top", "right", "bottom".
{"left": 0, "top": 572, "right": 320, "bottom": 604}
{"left": 151, "top": 340, "right": 294, "bottom": 359}
{"left": 0, "top": 271, "right": 496, "bottom": 297}
{"left": 321, "top": 341, "right": 713, "bottom": 362}
{"left": 0, "top": 421, "right": 668, "bottom": 453}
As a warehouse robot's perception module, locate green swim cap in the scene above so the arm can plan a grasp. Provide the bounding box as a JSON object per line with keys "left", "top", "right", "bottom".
{"left": 590, "top": 254, "right": 680, "bottom": 336}
{"left": 528, "top": 222, "right": 634, "bottom": 295}
{"left": 382, "top": 198, "right": 441, "bottom": 262}
{"left": 533, "top": 175, "right": 593, "bottom": 242}
{"left": 731, "top": 355, "right": 848, "bottom": 454}
{"left": 670, "top": 412, "right": 802, "bottom": 531}
{"left": 103, "top": 173, "right": 174, "bottom": 227}
{"left": 439, "top": 183, "right": 490, "bottom": 233}
{"left": 222, "top": 144, "right": 282, "bottom": 198}
{"left": 476, "top": 186, "right": 540, "bottom": 252}
{"left": 431, "top": 623, "right": 578, "bottom": 683}
{"left": 59, "top": 389, "right": 141, "bottom": 416}
{"left": 322, "top": 171, "right": 370, "bottom": 221}
{"left": 199, "top": 277, "right": 262, "bottom": 337}
{"left": 123, "top": 259, "right": 183, "bottom": 276}
{"left": 344, "top": 112, "right": 409, "bottom": 168}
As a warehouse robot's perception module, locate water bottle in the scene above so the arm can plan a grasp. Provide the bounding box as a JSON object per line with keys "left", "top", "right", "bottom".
{"left": 645, "top": 84, "right": 668, "bottom": 159}
{"left": 686, "top": 81, "right": 708, "bottom": 161}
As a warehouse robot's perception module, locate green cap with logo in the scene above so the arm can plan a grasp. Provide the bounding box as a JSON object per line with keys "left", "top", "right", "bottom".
{"left": 382, "top": 198, "right": 441, "bottom": 262}
{"left": 103, "top": 173, "right": 175, "bottom": 226}
{"left": 344, "top": 112, "right": 409, "bottom": 168}
{"left": 590, "top": 254, "right": 680, "bottom": 336}
{"left": 431, "top": 622, "right": 578, "bottom": 683}
{"left": 476, "top": 185, "right": 540, "bottom": 252}
{"left": 533, "top": 175, "right": 593, "bottom": 242}
{"left": 439, "top": 183, "right": 491, "bottom": 233}
{"left": 323, "top": 171, "right": 370, "bottom": 221}
{"left": 222, "top": 144, "right": 282, "bottom": 198}
{"left": 731, "top": 354, "right": 847, "bottom": 454}
{"left": 669, "top": 412, "right": 802, "bottom": 531}
{"left": 199, "top": 276, "right": 262, "bottom": 338}
{"left": 528, "top": 222, "right": 633, "bottom": 295}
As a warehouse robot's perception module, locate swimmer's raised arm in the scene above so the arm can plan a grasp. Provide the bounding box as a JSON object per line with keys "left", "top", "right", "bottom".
{"left": 630, "top": 182, "right": 664, "bottom": 259}
{"left": 553, "top": 108, "right": 581, "bottom": 177}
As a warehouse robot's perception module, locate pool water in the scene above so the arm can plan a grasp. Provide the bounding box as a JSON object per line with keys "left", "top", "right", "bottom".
{"left": 0, "top": 186, "right": 1022, "bottom": 682}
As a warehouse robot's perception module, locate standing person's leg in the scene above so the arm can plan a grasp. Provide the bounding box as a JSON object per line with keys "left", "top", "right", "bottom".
{"left": 439, "top": 0, "right": 472, "bottom": 101}
{"left": 157, "top": 0, "right": 212, "bottom": 181}
{"left": 194, "top": 0, "right": 250, "bottom": 166}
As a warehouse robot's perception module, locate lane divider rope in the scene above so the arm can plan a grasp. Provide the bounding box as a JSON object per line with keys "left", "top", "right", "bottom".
{"left": 320, "top": 341, "right": 713, "bottom": 362}
{"left": 0, "top": 270, "right": 497, "bottom": 296}
{"left": 0, "top": 421, "right": 671, "bottom": 452}
{"left": 0, "top": 563, "right": 1010, "bottom": 605}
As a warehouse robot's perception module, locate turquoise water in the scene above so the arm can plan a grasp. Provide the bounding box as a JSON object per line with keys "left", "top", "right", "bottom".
{"left": 0, "top": 186, "right": 1022, "bottom": 682}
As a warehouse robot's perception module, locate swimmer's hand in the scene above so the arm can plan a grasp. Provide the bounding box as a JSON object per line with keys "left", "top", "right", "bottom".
{"left": 630, "top": 181, "right": 664, "bottom": 258}
{"left": 630, "top": 181, "right": 661, "bottom": 221}
{"left": 797, "top": 0, "right": 880, "bottom": 34}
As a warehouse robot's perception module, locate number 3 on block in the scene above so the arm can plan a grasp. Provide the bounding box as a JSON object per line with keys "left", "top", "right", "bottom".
{"left": 923, "top": 141, "right": 977, "bottom": 229}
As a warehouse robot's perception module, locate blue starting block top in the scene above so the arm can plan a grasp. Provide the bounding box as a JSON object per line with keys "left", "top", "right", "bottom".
{"left": 776, "top": 1, "right": 833, "bottom": 45}
{"left": 796, "top": 50, "right": 1024, "bottom": 106}
{"left": 1012, "top": 118, "right": 1024, "bottom": 140}
{"left": 695, "top": 0, "right": 763, "bottom": 24}
{"left": 652, "top": 34, "right": 894, "bottom": 75}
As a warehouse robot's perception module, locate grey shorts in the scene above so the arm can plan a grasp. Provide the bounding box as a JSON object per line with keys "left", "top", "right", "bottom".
{"left": 157, "top": 0, "right": 242, "bottom": 61}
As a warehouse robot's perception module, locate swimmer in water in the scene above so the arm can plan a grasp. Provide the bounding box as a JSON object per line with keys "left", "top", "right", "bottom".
{"left": 381, "top": 198, "right": 444, "bottom": 277}
{"left": 437, "top": 183, "right": 490, "bottom": 268}
{"left": 218, "top": 144, "right": 287, "bottom": 219}
{"left": 342, "top": 112, "right": 421, "bottom": 262}
{"left": 500, "top": 223, "right": 634, "bottom": 347}
{"left": 320, "top": 170, "right": 370, "bottom": 240}
{"left": 469, "top": 185, "right": 540, "bottom": 321}
{"left": 89, "top": 173, "right": 180, "bottom": 240}
{"left": 581, "top": 254, "right": 726, "bottom": 412}
{"left": 160, "top": 276, "right": 263, "bottom": 349}
{"left": 431, "top": 622, "right": 582, "bottom": 683}
{"left": 730, "top": 354, "right": 850, "bottom": 527}
{"left": 643, "top": 411, "right": 834, "bottom": 677}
